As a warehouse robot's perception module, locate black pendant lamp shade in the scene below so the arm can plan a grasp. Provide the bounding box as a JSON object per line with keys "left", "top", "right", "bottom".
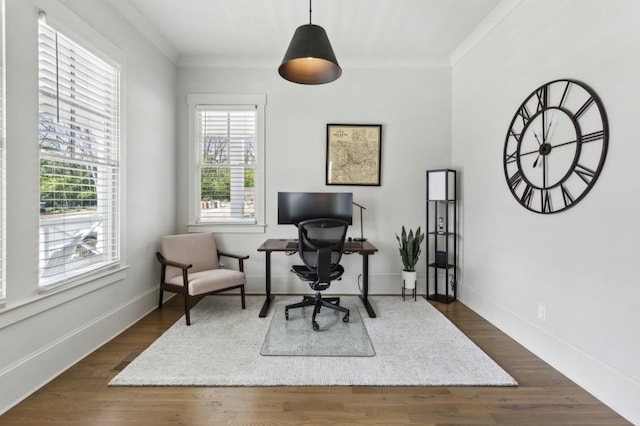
{"left": 278, "top": 3, "right": 341, "bottom": 84}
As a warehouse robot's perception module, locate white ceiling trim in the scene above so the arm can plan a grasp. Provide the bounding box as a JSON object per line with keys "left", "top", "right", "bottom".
{"left": 110, "top": 0, "right": 513, "bottom": 70}
{"left": 449, "top": 0, "right": 524, "bottom": 66}
{"left": 109, "top": 0, "right": 179, "bottom": 64}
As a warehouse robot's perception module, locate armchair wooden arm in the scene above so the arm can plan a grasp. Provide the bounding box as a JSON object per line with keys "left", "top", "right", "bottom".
{"left": 156, "top": 252, "right": 192, "bottom": 270}
{"left": 217, "top": 250, "right": 250, "bottom": 272}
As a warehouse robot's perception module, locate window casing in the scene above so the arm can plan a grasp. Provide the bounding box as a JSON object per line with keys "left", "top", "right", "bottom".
{"left": 38, "top": 18, "right": 120, "bottom": 288}
{"left": 187, "top": 94, "right": 265, "bottom": 233}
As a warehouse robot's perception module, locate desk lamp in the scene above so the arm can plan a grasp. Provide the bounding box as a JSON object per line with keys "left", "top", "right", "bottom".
{"left": 352, "top": 201, "right": 367, "bottom": 241}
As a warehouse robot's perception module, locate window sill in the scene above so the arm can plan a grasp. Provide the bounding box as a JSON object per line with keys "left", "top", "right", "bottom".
{"left": 187, "top": 223, "right": 267, "bottom": 234}
{"left": 0, "top": 265, "right": 128, "bottom": 330}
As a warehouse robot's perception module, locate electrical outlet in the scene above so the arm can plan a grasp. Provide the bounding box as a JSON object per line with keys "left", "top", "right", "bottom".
{"left": 537, "top": 303, "right": 547, "bottom": 322}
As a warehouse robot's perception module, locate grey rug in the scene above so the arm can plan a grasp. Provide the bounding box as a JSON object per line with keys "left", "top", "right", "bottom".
{"left": 261, "top": 303, "right": 375, "bottom": 356}
{"left": 109, "top": 296, "right": 517, "bottom": 387}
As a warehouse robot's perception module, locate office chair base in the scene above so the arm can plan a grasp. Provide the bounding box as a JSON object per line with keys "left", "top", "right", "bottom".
{"left": 285, "top": 293, "right": 350, "bottom": 331}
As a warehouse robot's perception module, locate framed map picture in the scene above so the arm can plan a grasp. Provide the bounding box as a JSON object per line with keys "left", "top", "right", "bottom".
{"left": 326, "top": 124, "right": 382, "bottom": 186}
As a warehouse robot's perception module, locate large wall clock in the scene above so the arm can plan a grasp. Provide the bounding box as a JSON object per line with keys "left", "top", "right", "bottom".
{"left": 503, "top": 79, "right": 609, "bottom": 214}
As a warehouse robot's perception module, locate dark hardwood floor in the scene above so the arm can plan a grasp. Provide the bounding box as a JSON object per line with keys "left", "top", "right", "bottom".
{"left": 0, "top": 296, "right": 630, "bottom": 425}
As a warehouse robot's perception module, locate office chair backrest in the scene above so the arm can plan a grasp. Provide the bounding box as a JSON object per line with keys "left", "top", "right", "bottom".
{"left": 297, "top": 218, "right": 349, "bottom": 283}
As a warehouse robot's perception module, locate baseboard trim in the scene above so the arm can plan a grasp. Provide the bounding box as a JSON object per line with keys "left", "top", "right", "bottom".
{"left": 460, "top": 286, "right": 637, "bottom": 425}
{"left": 0, "top": 287, "right": 159, "bottom": 416}
{"left": 245, "top": 273, "right": 428, "bottom": 296}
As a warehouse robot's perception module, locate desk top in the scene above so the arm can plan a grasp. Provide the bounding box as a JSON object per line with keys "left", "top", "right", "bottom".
{"left": 258, "top": 238, "right": 378, "bottom": 254}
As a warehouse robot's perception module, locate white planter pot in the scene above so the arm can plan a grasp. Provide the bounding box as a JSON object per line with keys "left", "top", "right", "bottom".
{"left": 402, "top": 270, "right": 417, "bottom": 289}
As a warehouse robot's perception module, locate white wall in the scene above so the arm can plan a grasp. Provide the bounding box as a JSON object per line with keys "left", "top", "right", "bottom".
{"left": 6, "top": 0, "right": 634, "bottom": 420}
{"left": 176, "top": 66, "right": 452, "bottom": 295}
{"left": 452, "top": 0, "right": 640, "bottom": 423}
{"left": 0, "top": 0, "right": 177, "bottom": 414}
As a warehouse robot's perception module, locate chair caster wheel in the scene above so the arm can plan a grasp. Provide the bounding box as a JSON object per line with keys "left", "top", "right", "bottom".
{"left": 285, "top": 310, "right": 289, "bottom": 320}
{"left": 312, "top": 321, "right": 319, "bottom": 331}
{"left": 343, "top": 314, "right": 349, "bottom": 323}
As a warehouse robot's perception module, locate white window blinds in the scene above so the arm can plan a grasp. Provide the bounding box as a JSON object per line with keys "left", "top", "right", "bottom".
{"left": 196, "top": 106, "right": 257, "bottom": 223}
{"left": 38, "top": 18, "right": 120, "bottom": 288}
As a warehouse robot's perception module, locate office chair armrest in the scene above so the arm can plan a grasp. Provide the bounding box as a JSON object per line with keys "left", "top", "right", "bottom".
{"left": 156, "top": 252, "right": 192, "bottom": 270}
{"left": 217, "top": 250, "right": 249, "bottom": 272}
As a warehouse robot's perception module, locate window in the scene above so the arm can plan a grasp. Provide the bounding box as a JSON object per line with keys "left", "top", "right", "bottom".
{"left": 187, "top": 94, "right": 265, "bottom": 233}
{"left": 38, "top": 17, "right": 120, "bottom": 288}
{"left": 0, "top": 0, "right": 5, "bottom": 302}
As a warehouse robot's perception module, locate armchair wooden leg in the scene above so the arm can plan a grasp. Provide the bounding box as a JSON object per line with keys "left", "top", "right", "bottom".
{"left": 158, "top": 287, "right": 164, "bottom": 310}
{"left": 184, "top": 293, "right": 191, "bottom": 326}
{"left": 241, "top": 285, "right": 246, "bottom": 309}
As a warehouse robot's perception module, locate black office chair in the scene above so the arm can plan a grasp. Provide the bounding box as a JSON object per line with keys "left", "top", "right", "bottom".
{"left": 285, "top": 218, "right": 350, "bottom": 331}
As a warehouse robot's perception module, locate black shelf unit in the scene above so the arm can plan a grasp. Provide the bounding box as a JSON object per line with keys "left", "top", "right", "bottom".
{"left": 426, "top": 169, "right": 457, "bottom": 303}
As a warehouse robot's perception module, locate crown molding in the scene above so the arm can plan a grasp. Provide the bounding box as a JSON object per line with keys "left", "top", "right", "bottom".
{"left": 110, "top": 0, "right": 519, "bottom": 70}
{"left": 449, "top": 0, "right": 524, "bottom": 66}
{"left": 109, "top": 0, "right": 179, "bottom": 65}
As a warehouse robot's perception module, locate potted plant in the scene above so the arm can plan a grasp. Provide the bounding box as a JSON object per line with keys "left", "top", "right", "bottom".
{"left": 395, "top": 226, "right": 425, "bottom": 290}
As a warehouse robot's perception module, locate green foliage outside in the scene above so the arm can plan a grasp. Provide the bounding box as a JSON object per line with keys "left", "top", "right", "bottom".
{"left": 40, "top": 160, "right": 97, "bottom": 214}
{"left": 200, "top": 133, "right": 255, "bottom": 202}
{"left": 200, "top": 167, "right": 254, "bottom": 202}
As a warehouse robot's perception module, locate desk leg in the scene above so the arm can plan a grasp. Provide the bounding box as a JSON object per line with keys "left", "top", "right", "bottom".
{"left": 358, "top": 253, "right": 377, "bottom": 318}
{"left": 259, "top": 251, "right": 274, "bottom": 318}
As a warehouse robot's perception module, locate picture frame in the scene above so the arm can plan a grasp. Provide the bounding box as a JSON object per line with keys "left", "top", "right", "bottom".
{"left": 326, "top": 124, "right": 382, "bottom": 186}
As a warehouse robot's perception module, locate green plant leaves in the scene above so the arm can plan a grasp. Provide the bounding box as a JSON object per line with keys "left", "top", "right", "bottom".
{"left": 395, "top": 225, "right": 424, "bottom": 271}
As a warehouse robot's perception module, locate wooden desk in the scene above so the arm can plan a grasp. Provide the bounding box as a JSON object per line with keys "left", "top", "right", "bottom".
{"left": 257, "top": 239, "right": 379, "bottom": 318}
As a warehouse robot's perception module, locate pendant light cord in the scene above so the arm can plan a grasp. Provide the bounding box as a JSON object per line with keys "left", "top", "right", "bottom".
{"left": 309, "top": 0, "right": 312, "bottom": 24}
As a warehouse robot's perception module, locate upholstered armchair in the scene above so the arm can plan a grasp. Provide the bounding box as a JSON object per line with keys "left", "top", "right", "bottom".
{"left": 156, "top": 233, "right": 248, "bottom": 325}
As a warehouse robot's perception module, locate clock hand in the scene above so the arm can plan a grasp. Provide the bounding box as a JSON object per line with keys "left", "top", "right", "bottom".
{"left": 552, "top": 138, "right": 578, "bottom": 149}
{"left": 532, "top": 130, "right": 543, "bottom": 146}
{"left": 534, "top": 137, "right": 554, "bottom": 168}
{"left": 542, "top": 109, "right": 555, "bottom": 143}
{"left": 543, "top": 153, "right": 547, "bottom": 188}
{"left": 520, "top": 148, "right": 541, "bottom": 157}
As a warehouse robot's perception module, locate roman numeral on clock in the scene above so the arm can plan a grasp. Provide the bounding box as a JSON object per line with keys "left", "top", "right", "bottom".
{"left": 517, "top": 105, "right": 531, "bottom": 127}
{"left": 542, "top": 189, "right": 552, "bottom": 213}
{"left": 574, "top": 97, "right": 595, "bottom": 119}
{"left": 535, "top": 85, "right": 548, "bottom": 112}
{"left": 559, "top": 80, "right": 572, "bottom": 109}
{"left": 561, "top": 184, "right": 574, "bottom": 208}
{"left": 581, "top": 130, "right": 604, "bottom": 144}
{"left": 574, "top": 164, "right": 596, "bottom": 185}
{"left": 521, "top": 184, "right": 534, "bottom": 207}
{"left": 505, "top": 150, "right": 518, "bottom": 164}
{"left": 508, "top": 170, "right": 523, "bottom": 190}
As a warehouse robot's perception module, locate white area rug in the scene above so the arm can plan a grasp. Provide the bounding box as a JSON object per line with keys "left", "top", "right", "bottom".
{"left": 109, "top": 296, "right": 517, "bottom": 387}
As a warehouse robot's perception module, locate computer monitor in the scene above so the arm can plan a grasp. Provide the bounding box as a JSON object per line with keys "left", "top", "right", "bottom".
{"left": 277, "top": 192, "right": 353, "bottom": 225}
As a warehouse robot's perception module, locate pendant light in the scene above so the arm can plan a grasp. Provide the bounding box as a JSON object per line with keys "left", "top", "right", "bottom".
{"left": 278, "top": 0, "right": 341, "bottom": 85}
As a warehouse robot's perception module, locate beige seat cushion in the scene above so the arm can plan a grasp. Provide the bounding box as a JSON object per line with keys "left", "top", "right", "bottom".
{"left": 167, "top": 268, "right": 245, "bottom": 296}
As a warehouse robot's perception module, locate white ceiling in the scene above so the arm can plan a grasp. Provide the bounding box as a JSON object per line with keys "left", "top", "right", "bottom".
{"left": 110, "top": 0, "right": 510, "bottom": 68}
